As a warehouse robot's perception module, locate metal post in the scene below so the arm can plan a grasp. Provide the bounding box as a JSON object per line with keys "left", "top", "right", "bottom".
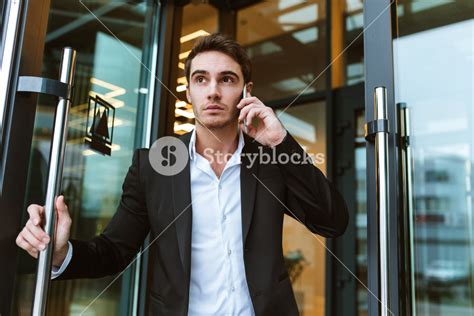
{"left": 374, "top": 86, "right": 390, "bottom": 315}
{"left": 32, "top": 47, "right": 76, "bottom": 316}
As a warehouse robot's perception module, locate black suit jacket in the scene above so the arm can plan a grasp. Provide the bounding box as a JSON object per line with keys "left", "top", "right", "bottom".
{"left": 55, "top": 131, "right": 349, "bottom": 315}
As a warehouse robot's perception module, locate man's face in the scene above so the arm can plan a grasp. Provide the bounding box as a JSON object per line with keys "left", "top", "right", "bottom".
{"left": 186, "top": 51, "right": 244, "bottom": 130}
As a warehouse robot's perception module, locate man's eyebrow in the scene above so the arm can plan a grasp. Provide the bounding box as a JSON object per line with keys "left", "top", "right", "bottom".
{"left": 190, "top": 70, "right": 240, "bottom": 79}
{"left": 220, "top": 71, "right": 239, "bottom": 78}
{"left": 190, "top": 70, "right": 209, "bottom": 77}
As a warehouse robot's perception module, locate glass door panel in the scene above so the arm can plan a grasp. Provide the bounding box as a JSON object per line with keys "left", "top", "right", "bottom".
{"left": 172, "top": 1, "right": 218, "bottom": 136}
{"left": 237, "top": 0, "right": 327, "bottom": 101}
{"left": 12, "top": 0, "right": 155, "bottom": 314}
{"left": 355, "top": 110, "right": 367, "bottom": 316}
{"left": 277, "top": 100, "right": 327, "bottom": 315}
{"left": 394, "top": 1, "right": 474, "bottom": 314}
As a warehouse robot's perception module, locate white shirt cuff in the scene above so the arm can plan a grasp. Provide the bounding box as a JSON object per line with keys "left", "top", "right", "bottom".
{"left": 51, "top": 240, "right": 73, "bottom": 280}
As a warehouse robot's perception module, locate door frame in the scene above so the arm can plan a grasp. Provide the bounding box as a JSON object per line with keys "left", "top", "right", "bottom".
{"left": 330, "top": 82, "right": 365, "bottom": 316}
{"left": 0, "top": 0, "right": 51, "bottom": 314}
{"left": 363, "top": 0, "right": 402, "bottom": 315}
{"left": 1, "top": 0, "right": 164, "bottom": 314}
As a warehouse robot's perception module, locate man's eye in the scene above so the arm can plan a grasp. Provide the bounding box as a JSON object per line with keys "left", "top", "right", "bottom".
{"left": 222, "top": 76, "right": 234, "bottom": 83}
{"left": 196, "top": 76, "right": 205, "bottom": 83}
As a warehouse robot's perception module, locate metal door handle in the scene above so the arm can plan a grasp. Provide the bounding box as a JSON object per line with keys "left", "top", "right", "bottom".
{"left": 397, "top": 102, "right": 416, "bottom": 316}
{"left": 365, "top": 86, "right": 391, "bottom": 316}
{"left": 31, "top": 47, "right": 77, "bottom": 316}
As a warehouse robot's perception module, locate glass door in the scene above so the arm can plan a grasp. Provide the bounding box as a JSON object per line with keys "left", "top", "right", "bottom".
{"left": 363, "top": 0, "right": 474, "bottom": 315}
{"left": 0, "top": 0, "right": 159, "bottom": 314}
{"left": 393, "top": 1, "right": 474, "bottom": 315}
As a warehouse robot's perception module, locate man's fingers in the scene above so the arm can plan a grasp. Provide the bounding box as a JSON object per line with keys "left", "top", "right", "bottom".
{"left": 27, "top": 204, "right": 44, "bottom": 226}
{"left": 20, "top": 226, "right": 46, "bottom": 251}
{"left": 16, "top": 234, "right": 39, "bottom": 258}
{"left": 55, "top": 195, "right": 68, "bottom": 213}
{"left": 245, "top": 108, "right": 258, "bottom": 126}
{"left": 237, "top": 96, "right": 257, "bottom": 108}
{"left": 237, "top": 96, "right": 261, "bottom": 109}
{"left": 238, "top": 103, "right": 261, "bottom": 121}
{"left": 55, "top": 196, "right": 72, "bottom": 229}
{"left": 26, "top": 219, "right": 50, "bottom": 243}
{"left": 244, "top": 107, "right": 271, "bottom": 126}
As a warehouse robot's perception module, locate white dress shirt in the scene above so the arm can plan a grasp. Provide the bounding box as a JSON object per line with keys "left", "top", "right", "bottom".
{"left": 51, "top": 240, "right": 72, "bottom": 278}
{"left": 51, "top": 127, "right": 255, "bottom": 315}
{"left": 187, "top": 127, "right": 254, "bottom": 315}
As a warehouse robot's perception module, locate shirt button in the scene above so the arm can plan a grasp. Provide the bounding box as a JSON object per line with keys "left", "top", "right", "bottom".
{"left": 231, "top": 286, "right": 235, "bottom": 292}
{"left": 223, "top": 215, "right": 227, "bottom": 221}
{"left": 228, "top": 249, "right": 232, "bottom": 255}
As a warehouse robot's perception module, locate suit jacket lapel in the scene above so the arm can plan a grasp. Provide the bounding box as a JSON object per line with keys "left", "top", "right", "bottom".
{"left": 172, "top": 132, "right": 193, "bottom": 282}
{"left": 240, "top": 134, "right": 259, "bottom": 244}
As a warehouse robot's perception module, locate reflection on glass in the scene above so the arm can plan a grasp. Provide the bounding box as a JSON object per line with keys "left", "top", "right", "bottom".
{"left": 277, "top": 101, "right": 327, "bottom": 315}
{"left": 0, "top": 1, "right": 5, "bottom": 41}
{"left": 173, "top": 3, "right": 218, "bottom": 135}
{"left": 330, "top": 0, "right": 364, "bottom": 88}
{"left": 12, "top": 1, "right": 152, "bottom": 315}
{"left": 394, "top": 1, "right": 474, "bottom": 314}
{"left": 343, "top": 0, "right": 364, "bottom": 86}
{"left": 355, "top": 111, "right": 368, "bottom": 316}
{"left": 237, "top": 0, "right": 327, "bottom": 101}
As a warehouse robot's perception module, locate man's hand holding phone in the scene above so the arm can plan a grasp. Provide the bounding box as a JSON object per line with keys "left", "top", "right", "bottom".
{"left": 237, "top": 86, "right": 287, "bottom": 148}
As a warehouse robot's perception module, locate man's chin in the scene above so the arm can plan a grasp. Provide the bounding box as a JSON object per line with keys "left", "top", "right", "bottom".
{"left": 199, "top": 118, "right": 236, "bottom": 130}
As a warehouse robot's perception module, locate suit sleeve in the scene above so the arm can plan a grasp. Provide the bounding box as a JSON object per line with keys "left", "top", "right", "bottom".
{"left": 274, "top": 132, "right": 349, "bottom": 238}
{"left": 54, "top": 149, "right": 150, "bottom": 280}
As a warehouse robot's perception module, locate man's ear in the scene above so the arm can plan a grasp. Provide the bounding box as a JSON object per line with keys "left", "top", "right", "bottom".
{"left": 246, "top": 82, "right": 254, "bottom": 95}
{"left": 186, "top": 86, "right": 191, "bottom": 104}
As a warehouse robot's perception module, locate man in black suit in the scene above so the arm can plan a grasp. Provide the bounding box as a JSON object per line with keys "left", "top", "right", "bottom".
{"left": 16, "top": 33, "right": 348, "bottom": 315}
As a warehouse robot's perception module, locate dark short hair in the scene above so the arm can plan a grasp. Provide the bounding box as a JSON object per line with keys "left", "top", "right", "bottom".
{"left": 184, "top": 33, "right": 252, "bottom": 84}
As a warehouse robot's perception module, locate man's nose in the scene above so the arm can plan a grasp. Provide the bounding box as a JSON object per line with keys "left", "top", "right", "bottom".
{"left": 207, "top": 81, "right": 221, "bottom": 100}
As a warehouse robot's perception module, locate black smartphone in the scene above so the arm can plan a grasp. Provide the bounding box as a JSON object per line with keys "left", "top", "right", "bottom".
{"left": 241, "top": 85, "right": 248, "bottom": 133}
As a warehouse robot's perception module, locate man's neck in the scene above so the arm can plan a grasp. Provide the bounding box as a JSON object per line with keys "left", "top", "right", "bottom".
{"left": 195, "top": 124, "right": 239, "bottom": 158}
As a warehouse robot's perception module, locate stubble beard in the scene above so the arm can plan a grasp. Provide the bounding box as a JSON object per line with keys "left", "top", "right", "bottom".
{"left": 196, "top": 106, "right": 239, "bottom": 131}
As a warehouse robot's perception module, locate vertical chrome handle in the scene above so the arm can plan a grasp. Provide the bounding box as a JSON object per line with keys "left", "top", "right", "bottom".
{"left": 0, "top": 0, "right": 23, "bottom": 148}
{"left": 32, "top": 47, "right": 76, "bottom": 316}
{"left": 365, "top": 86, "right": 391, "bottom": 315}
{"left": 398, "top": 103, "right": 416, "bottom": 316}
{"left": 374, "top": 87, "right": 390, "bottom": 316}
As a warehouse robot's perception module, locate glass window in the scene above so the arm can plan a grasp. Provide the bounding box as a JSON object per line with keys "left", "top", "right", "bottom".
{"left": 343, "top": 0, "right": 364, "bottom": 86}
{"left": 394, "top": 0, "right": 474, "bottom": 314}
{"left": 277, "top": 101, "right": 327, "bottom": 315}
{"left": 0, "top": 0, "right": 5, "bottom": 45}
{"left": 237, "top": 0, "right": 327, "bottom": 101}
{"left": 331, "top": 0, "right": 365, "bottom": 88}
{"left": 12, "top": 1, "right": 154, "bottom": 315}
{"left": 355, "top": 110, "right": 368, "bottom": 316}
{"left": 173, "top": 2, "right": 218, "bottom": 135}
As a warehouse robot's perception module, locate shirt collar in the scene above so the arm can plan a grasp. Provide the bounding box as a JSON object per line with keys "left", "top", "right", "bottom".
{"left": 188, "top": 127, "right": 245, "bottom": 163}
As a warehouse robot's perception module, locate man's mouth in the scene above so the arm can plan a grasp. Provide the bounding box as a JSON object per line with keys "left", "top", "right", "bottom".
{"left": 205, "top": 104, "right": 224, "bottom": 111}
